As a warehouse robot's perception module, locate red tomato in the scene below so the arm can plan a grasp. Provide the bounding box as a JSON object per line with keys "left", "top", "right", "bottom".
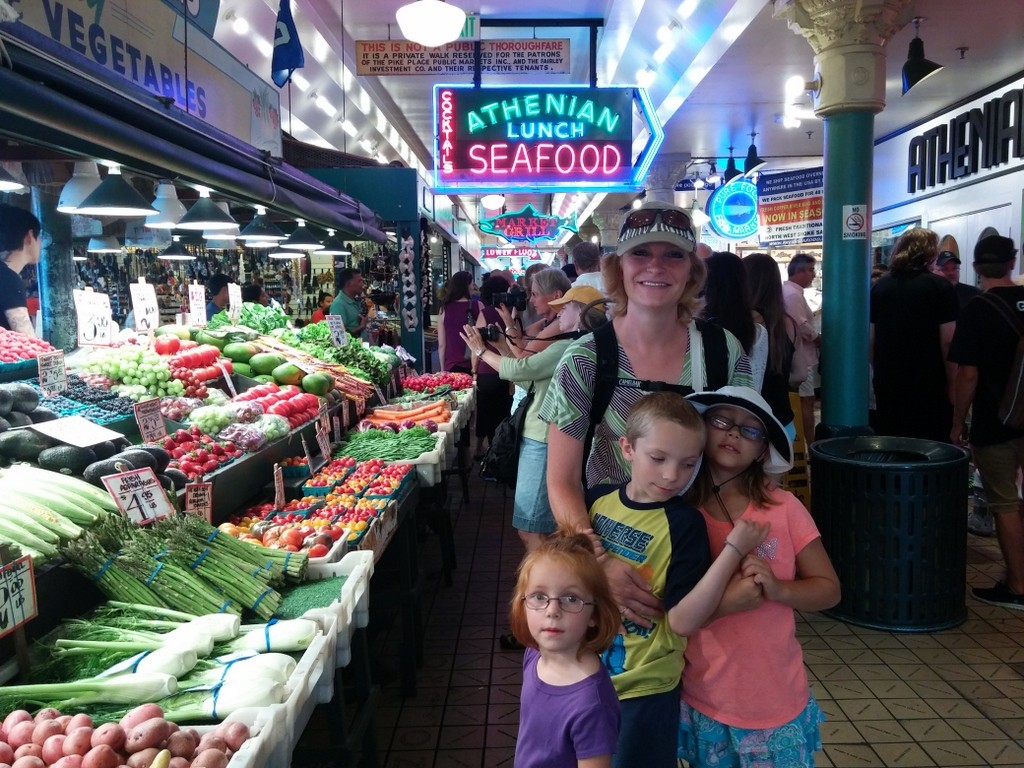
{"left": 306, "top": 543, "right": 330, "bottom": 558}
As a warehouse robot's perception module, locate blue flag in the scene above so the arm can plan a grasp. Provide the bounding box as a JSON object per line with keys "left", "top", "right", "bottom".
{"left": 271, "top": 0, "right": 304, "bottom": 88}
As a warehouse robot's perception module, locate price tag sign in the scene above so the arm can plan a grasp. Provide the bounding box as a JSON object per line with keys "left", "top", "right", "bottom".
{"left": 294, "top": 361, "right": 316, "bottom": 375}
{"left": 228, "top": 283, "right": 243, "bottom": 322}
{"left": 325, "top": 315, "right": 348, "bottom": 347}
{"left": 184, "top": 482, "right": 213, "bottom": 523}
{"left": 29, "top": 415, "right": 124, "bottom": 448}
{"left": 101, "top": 468, "right": 176, "bottom": 525}
{"left": 318, "top": 403, "right": 330, "bottom": 434}
{"left": 0, "top": 555, "right": 37, "bottom": 641}
{"left": 332, "top": 415, "right": 342, "bottom": 443}
{"left": 300, "top": 435, "right": 315, "bottom": 469}
{"left": 357, "top": 398, "right": 366, "bottom": 418}
{"left": 217, "top": 362, "right": 237, "bottom": 397}
{"left": 133, "top": 398, "right": 167, "bottom": 443}
{"left": 129, "top": 279, "right": 160, "bottom": 333}
{"left": 188, "top": 283, "right": 207, "bottom": 327}
{"left": 37, "top": 350, "right": 67, "bottom": 396}
{"left": 373, "top": 384, "right": 387, "bottom": 405}
{"left": 315, "top": 425, "right": 331, "bottom": 459}
{"left": 72, "top": 288, "right": 113, "bottom": 346}
{"left": 273, "top": 463, "right": 285, "bottom": 509}
{"left": 342, "top": 402, "right": 351, "bottom": 430}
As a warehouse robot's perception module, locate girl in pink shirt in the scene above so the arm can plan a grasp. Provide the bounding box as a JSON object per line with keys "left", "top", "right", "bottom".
{"left": 680, "top": 387, "right": 841, "bottom": 767}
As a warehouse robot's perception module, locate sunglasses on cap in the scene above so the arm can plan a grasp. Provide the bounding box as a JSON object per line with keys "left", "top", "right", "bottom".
{"left": 620, "top": 207, "right": 693, "bottom": 236}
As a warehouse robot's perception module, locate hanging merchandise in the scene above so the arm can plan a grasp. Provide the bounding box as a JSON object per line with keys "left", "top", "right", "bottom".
{"left": 399, "top": 235, "right": 418, "bottom": 331}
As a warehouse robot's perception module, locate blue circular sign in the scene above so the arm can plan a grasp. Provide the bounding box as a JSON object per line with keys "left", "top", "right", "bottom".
{"left": 706, "top": 180, "right": 759, "bottom": 240}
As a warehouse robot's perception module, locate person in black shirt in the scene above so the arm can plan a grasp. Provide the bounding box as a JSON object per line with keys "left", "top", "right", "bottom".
{"left": 933, "top": 249, "right": 981, "bottom": 310}
{"left": 0, "top": 203, "right": 41, "bottom": 337}
{"left": 949, "top": 235, "right": 1024, "bottom": 611}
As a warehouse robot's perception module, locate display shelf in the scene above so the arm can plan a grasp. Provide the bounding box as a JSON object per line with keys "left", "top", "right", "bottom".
{"left": 389, "top": 432, "right": 445, "bottom": 487}
{"left": 304, "top": 549, "right": 375, "bottom": 668}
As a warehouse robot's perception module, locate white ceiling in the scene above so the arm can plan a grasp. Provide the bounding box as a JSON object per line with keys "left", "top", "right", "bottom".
{"left": 213, "top": 0, "right": 1024, "bottom": 240}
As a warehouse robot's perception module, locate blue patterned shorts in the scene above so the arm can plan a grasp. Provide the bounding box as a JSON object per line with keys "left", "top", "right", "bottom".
{"left": 678, "top": 693, "right": 824, "bottom": 768}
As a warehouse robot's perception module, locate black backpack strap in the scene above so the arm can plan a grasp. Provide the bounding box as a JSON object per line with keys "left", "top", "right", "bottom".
{"left": 693, "top": 318, "right": 729, "bottom": 390}
{"left": 583, "top": 322, "right": 619, "bottom": 484}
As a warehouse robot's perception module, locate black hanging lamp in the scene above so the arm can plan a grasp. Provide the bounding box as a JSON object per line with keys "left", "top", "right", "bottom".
{"left": 902, "top": 17, "right": 944, "bottom": 95}
{"left": 744, "top": 133, "right": 766, "bottom": 175}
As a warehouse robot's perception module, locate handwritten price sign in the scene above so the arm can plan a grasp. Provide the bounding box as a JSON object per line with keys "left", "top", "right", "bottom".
{"left": 101, "top": 468, "right": 176, "bottom": 525}
{"left": 326, "top": 315, "right": 348, "bottom": 347}
{"left": 129, "top": 280, "right": 160, "bottom": 333}
{"left": 0, "top": 555, "right": 37, "bottom": 640}
{"left": 134, "top": 398, "right": 167, "bottom": 443}
{"left": 72, "top": 288, "right": 113, "bottom": 346}
{"left": 273, "top": 464, "right": 285, "bottom": 510}
{"left": 315, "top": 425, "right": 331, "bottom": 460}
{"left": 188, "top": 283, "right": 208, "bottom": 326}
{"left": 228, "top": 283, "right": 243, "bottom": 322}
{"left": 37, "top": 350, "right": 67, "bottom": 396}
{"left": 185, "top": 482, "right": 213, "bottom": 523}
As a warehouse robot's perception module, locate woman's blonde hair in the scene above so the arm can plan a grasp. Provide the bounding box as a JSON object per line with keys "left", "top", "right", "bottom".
{"left": 888, "top": 227, "right": 939, "bottom": 275}
{"left": 601, "top": 247, "right": 707, "bottom": 322}
{"left": 508, "top": 532, "right": 620, "bottom": 658}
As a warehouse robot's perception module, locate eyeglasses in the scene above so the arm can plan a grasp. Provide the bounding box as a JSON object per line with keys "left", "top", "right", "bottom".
{"left": 621, "top": 207, "right": 693, "bottom": 235}
{"left": 706, "top": 414, "right": 767, "bottom": 443}
{"left": 522, "top": 593, "right": 596, "bottom": 613}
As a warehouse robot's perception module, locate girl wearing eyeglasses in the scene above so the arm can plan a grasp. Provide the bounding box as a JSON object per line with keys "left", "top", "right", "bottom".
{"left": 508, "top": 533, "right": 621, "bottom": 767}
{"left": 680, "top": 386, "right": 840, "bottom": 768}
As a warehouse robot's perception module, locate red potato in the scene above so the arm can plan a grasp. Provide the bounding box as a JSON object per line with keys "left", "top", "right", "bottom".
{"left": 66, "top": 715, "right": 94, "bottom": 734}
{"left": 49, "top": 757, "right": 85, "bottom": 768}
{"left": 167, "top": 758, "right": 189, "bottom": 768}
{"left": 5, "top": 722, "right": 35, "bottom": 750}
{"left": 11, "top": 745, "right": 41, "bottom": 760}
{"left": 212, "top": 721, "right": 249, "bottom": 752}
{"left": 125, "top": 748, "right": 159, "bottom": 768}
{"left": 163, "top": 731, "right": 196, "bottom": 759}
{"left": 10, "top": 756, "right": 45, "bottom": 768}
{"left": 0, "top": 742, "right": 13, "bottom": 764}
{"left": 2, "top": 711, "right": 31, "bottom": 734}
{"left": 63, "top": 727, "right": 94, "bottom": 757}
{"left": 124, "top": 719, "right": 173, "bottom": 755}
{"left": 90, "top": 724, "right": 126, "bottom": 752}
{"left": 189, "top": 749, "right": 228, "bottom": 768}
{"left": 56, "top": 716, "right": 73, "bottom": 732}
{"left": 80, "top": 744, "right": 120, "bottom": 768}
{"left": 32, "top": 709, "right": 61, "bottom": 724}
{"left": 41, "top": 734, "right": 67, "bottom": 764}
{"left": 31, "top": 719, "right": 63, "bottom": 745}
{"left": 194, "top": 734, "right": 227, "bottom": 755}
{"left": 118, "top": 706, "right": 163, "bottom": 734}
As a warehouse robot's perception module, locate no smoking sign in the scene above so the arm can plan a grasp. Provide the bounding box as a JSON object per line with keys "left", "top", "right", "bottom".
{"left": 842, "top": 205, "right": 867, "bottom": 240}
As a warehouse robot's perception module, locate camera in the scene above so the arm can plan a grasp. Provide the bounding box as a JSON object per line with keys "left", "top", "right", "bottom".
{"left": 493, "top": 291, "right": 528, "bottom": 311}
{"left": 480, "top": 325, "right": 503, "bottom": 342}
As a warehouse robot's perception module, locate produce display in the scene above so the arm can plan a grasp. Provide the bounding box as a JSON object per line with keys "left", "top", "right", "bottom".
{"left": 207, "top": 302, "right": 290, "bottom": 334}
{"left": 0, "top": 328, "right": 57, "bottom": 365}
{"left": 400, "top": 372, "right": 473, "bottom": 393}
{"left": 81, "top": 349, "right": 185, "bottom": 401}
{"left": 0, "top": 381, "right": 56, "bottom": 432}
{"left": 334, "top": 426, "right": 439, "bottom": 462}
{"left": 360, "top": 398, "right": 449, "bottom": 432}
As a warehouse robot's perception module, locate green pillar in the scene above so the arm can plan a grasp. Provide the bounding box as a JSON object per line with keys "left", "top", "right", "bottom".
{"left": 33, "top": 189, "right": 78, "bottom": 351}
{"left": 820, "top": 110, "right": 873, "bottom": 434}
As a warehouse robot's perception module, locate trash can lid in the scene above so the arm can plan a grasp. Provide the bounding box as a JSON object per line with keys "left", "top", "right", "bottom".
{"left": 810, "top": 435, "right": 969, "bottom": 468}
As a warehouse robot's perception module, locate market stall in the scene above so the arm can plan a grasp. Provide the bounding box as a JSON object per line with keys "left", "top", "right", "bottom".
{"left": 0, "top": 310, "right": 477, "bottom": 766}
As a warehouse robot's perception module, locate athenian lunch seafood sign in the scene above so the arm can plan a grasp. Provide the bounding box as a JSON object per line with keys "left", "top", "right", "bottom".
{"left": 434, "top": 85, "right": 664, "bottom": 193}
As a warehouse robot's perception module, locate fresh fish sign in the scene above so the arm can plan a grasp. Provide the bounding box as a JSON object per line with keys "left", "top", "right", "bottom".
{"left": 479, "top": 204, "right": 578, "bottom": 244}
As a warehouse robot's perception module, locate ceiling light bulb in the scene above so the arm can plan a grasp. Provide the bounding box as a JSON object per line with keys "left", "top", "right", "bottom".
{"left": 693, "top": 175, "right": 705, "bottom": 190}
{"left": 785, "top": 75, "right": 808, "bottom": 99}
{"left": 232, "top": 15, "right": 248, "bottom": 35}
{"left": 631, "top": 198, "right": 644, "bottom": 209}
{"left": 657, "top": 22, "right": 677, "bottom": 44}
{"left": 396, "top": 0, "right": 467, "bottom": 48}
{"left": 636, "top": 67, "right": 656, "bottom": 89}
{"left": 480, "top": 194, "right": 505, "bottom": 210}
{"left": 340, "top": 120, "right": 358, "bottom": 137}
{"left": 707, "top": 163, "right": 720, "bottom": 185}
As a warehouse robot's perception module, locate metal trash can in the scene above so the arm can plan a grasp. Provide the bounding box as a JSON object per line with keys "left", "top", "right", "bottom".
{"left": 809, "top": 436, "right": 969, "bottom": 632}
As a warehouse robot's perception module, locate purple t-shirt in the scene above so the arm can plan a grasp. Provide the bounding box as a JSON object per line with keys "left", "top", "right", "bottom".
{"left": 515, "top": 647, "right": 620, "bottom": 767}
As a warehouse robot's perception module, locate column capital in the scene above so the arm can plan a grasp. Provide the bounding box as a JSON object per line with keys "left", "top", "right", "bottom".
{"left": 644, "top": 152, "right": 690, "bottom": 203}
{"left": 775, "top": 0, "right": 914, "bottom": 116}
{"left": 590, "top": 212, "right": 623, "bottom": 253}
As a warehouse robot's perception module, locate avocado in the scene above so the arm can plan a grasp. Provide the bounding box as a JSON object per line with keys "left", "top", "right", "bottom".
{"left": 0, "top": 389, "right": 12, "bottom": 416}
{"left": 0, "top": 430, "right": 54, "bottom": 462}
{"left": 29, "top": 407, "right": 58, "bottom": 423}
{"left": 83, "top": 457, "right": 135, "bottom": 487}
{"left": 37, "top": 446, "right": 97, "bottom": 476}
{"left": 156, "top": 473, "right": 175, "bottom": 492}
{"left": 91, "top": 440, "right": 119, "bottom": 460}
{"left": 5, "top": 383, "right": 39, "bottom": 414}
{"left": 5, "top": 411, "right": 32, "bottom": 428}
{"left": 163, "top": 467, "right": 190, "bottom": 490}
{"left": 137, "top": 444, "right": 172, "bottom": 474}
{"left": 112, "top": 448, "right": 158, "bottom": 471}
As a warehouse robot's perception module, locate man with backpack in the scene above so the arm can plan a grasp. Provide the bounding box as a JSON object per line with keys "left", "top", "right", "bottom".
{"left": 949, "top": 234, "right": 1024, "bottom": 610}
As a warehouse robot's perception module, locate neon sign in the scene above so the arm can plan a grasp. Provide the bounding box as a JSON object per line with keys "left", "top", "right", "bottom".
{"left": 479, "top": 204, "right": 578, "bottom": 244}
{"left": 706, "top": 181, "right": 759, "bottom": 241}
{"left": 434, "top": 85, "right": 664, "bottom": 193}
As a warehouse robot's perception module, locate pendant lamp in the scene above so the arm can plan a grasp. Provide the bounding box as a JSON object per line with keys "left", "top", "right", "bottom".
{"left": 279, "top": 219, "right": 324, "bottom": 250}
{"left": 480, "top": 193, "right": 505, "bottom": 210}
{"left": 176, "top": 188, "right": 237, "bottom": 230}
{"left": 319, "top": 229, "right": 353, "bottom": 256}
{"left": 57, "top": 162, "right": 100, "bottom": 210}
{"left": 722, "top": 148, "right": 742, "bottom": 184}
{"left": 203, "top": 202, "right": 241, "bottom": 245}
{"left": 86, "top": 236, "right": 122, "bottom": 253}
{"left": 239, "top": 205, "right": 286, "bottom": 246}
{"left": 74, "top": 164, "right": 157, "bottom": 217}
{"left": 145, "top": 182, "right": 187, "bottom": 229}
{"left": 159, "top": 236, "right": 195, "bottom": 261}
{"left": 744, "top": 133, "right": 766, "bottom": 175}
{"left": 0, "top": 167, "right": 24, "bottom": 192}
{"left": 396, "top": 0, "right": 466, "bottom": 48}
{"left": 268, "top": 247, "right": 305, "bottom": 259}
{"left": 689, "top": 197, "right": 710, "bottom": 228}
{"left": 902, "top": 17, "right": 943, "bottom": 95}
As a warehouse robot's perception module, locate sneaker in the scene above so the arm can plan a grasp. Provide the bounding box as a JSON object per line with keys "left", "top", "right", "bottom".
{"left": 972, "top": 582, "right": 1024, "bottom": 611}
{"left": 967, "top": 508, "right": 995, "bottom": 537}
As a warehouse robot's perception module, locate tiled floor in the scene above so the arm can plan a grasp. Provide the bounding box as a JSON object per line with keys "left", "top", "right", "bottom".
{"left": 357, "top": 474, "right": 1024, "bottom": 768}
